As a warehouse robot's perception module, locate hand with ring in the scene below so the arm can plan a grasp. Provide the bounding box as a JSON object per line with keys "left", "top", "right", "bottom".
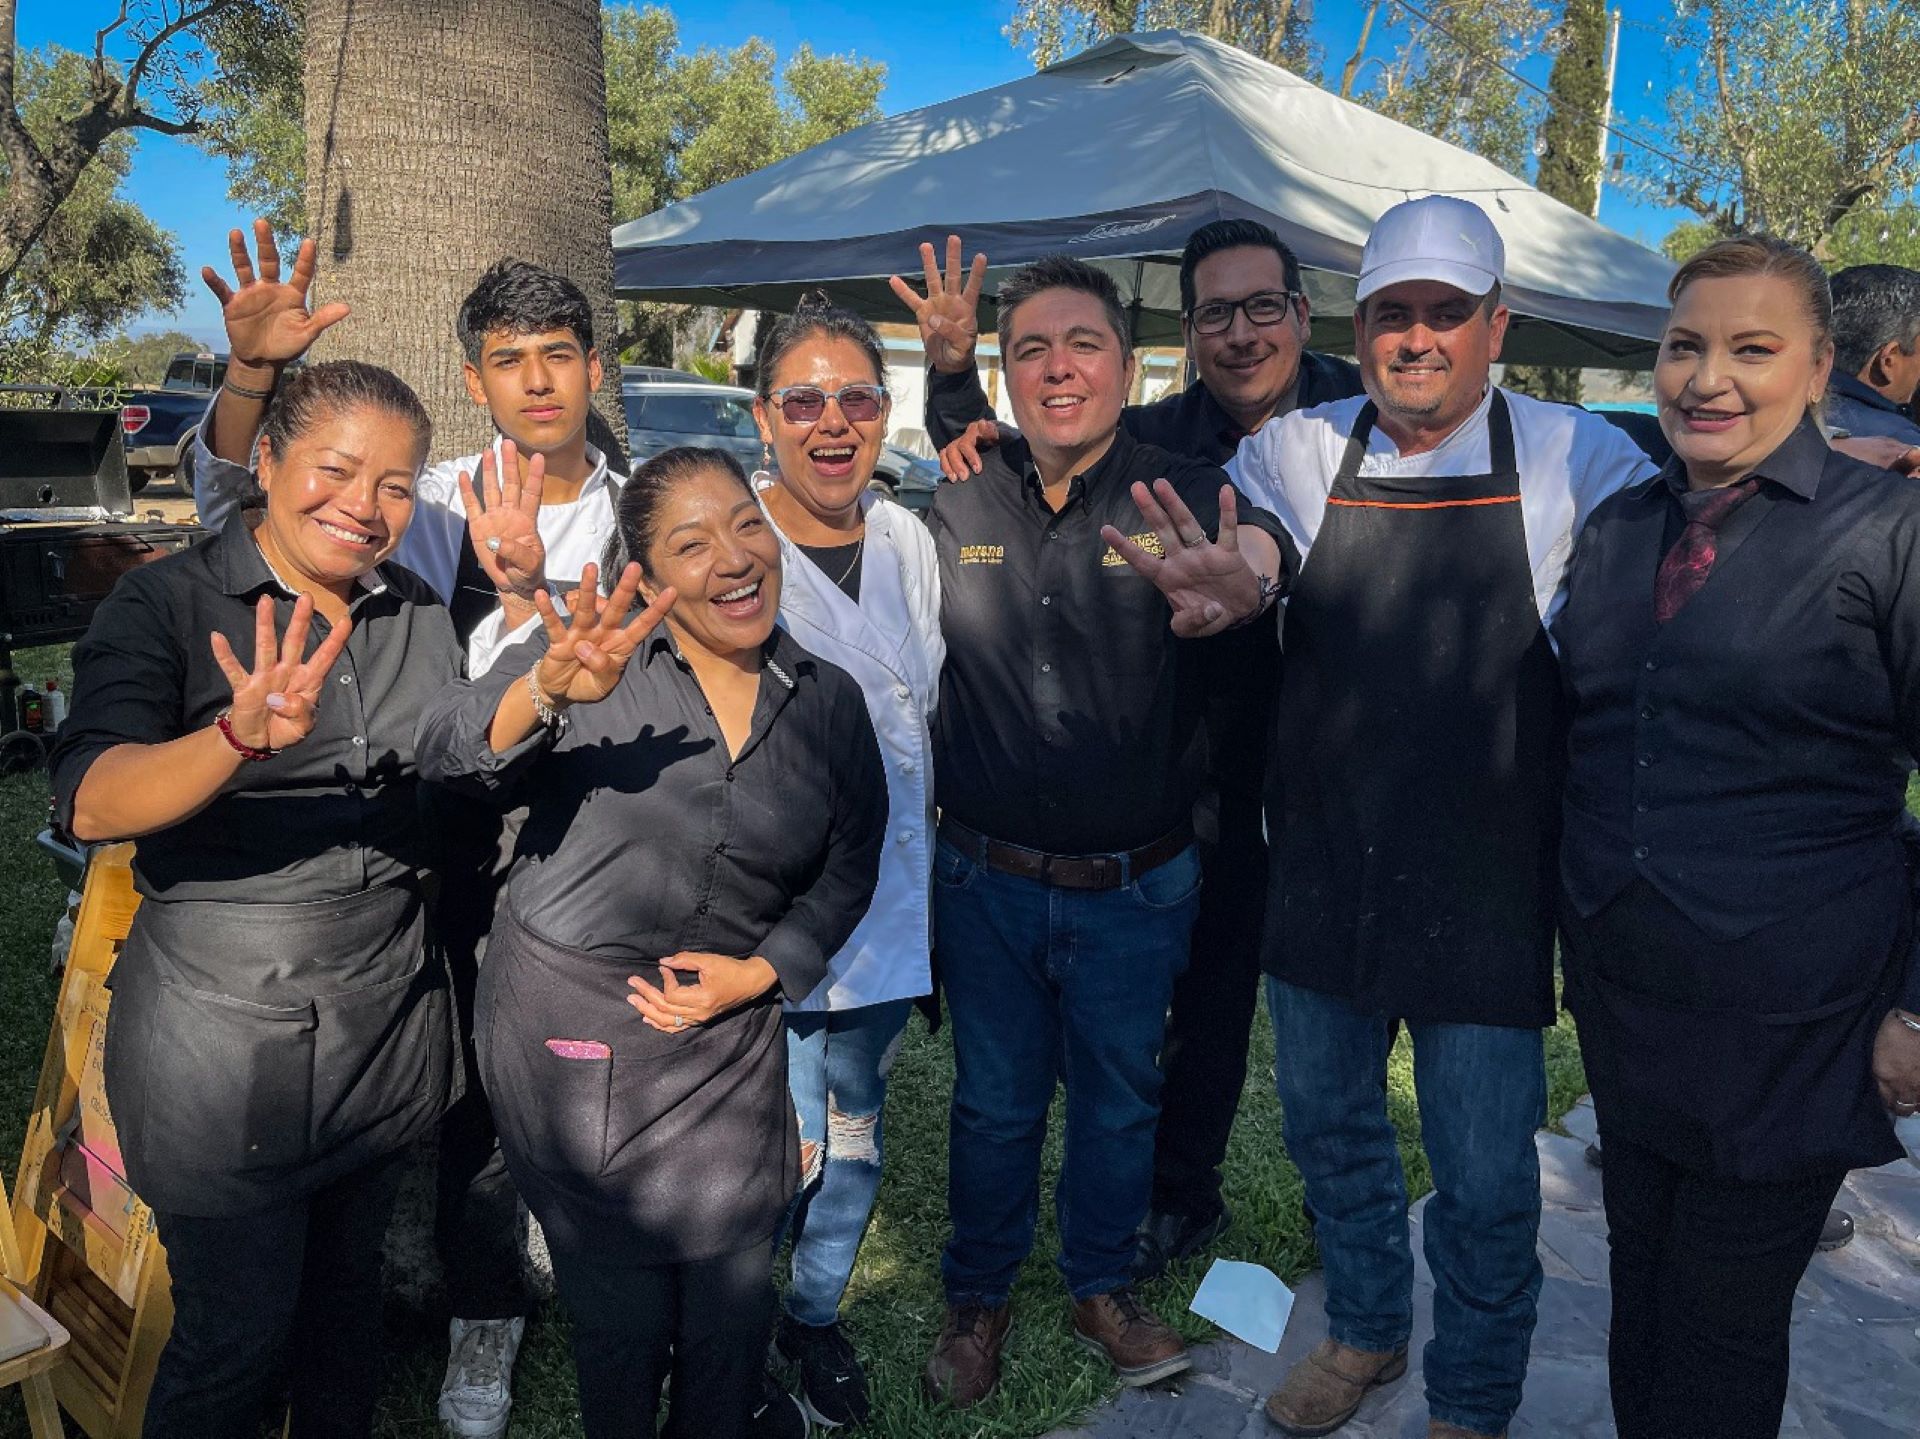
{"left": 626, "top": 951, "right": 781, "bottom": 1034}
{"left": 1101, "top": 479, "right": 1265, "bottom": 638}
{"left": 461, "top": 440, "right": 548, "bottom": 597}
{"left": 1871, "top": 1008, "right": 1920, "bottom": 1117}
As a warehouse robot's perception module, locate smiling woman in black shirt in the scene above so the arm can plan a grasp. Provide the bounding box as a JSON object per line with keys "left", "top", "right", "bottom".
{"left": 1556, "top": 236, "right": 1920, "bottom": 1439}
{"left": 49, "top": 359, "right": 461, "bottom": 1439}
{"left": 418, "top": 446, "right": 887, "bottom": 1439}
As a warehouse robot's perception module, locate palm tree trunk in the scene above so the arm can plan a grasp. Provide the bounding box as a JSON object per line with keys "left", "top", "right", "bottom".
{"left": 302, "top": 0, "right": 620, "bottom": 455}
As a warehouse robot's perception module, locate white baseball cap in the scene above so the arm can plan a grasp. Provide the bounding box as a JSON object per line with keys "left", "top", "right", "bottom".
{"left": 1356, "top": 195, "right": 1506, "bottom": 303}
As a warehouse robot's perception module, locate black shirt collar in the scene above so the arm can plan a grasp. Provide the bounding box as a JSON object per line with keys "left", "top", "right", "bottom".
{"left": 1658, "top": 416, "right": 1828, "bottom": 504}
{"left": 642, "top": 622, "right": 798, "bottom": 688}
{"left": 214, "top": 509, "right": 397, "bottom": 600}
{"left": 1019, "top": 424, "right": 1137, "bottom": 509}
{"left": 1829, "top": 370, "right": 1905, "bottom": 418}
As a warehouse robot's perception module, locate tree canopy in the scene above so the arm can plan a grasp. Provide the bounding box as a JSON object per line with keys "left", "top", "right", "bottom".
{"left": 1648, "top": 0, "right": 1920, "bottom": 261}
{"left": 3, "top": 46, "right": 183, "bottom": 346}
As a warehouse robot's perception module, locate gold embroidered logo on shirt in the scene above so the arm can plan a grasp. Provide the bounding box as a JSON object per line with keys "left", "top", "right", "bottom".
{"left": 1103, "top": 531, "right": 1164, "bottom": 566}
{"left": 959, "top": 544, "right": 1006, "bottom": 565}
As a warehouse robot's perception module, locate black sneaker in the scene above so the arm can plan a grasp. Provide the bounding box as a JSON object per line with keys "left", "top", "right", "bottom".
{"left": 776, "top": 1314, "right": 870, "bottom": 1429}
{"left": 747, "top": 1372, "right": 809, "bottom": 1438}
{"left": 1128, "top": 1203, "right": 1230, "bottom": 1283}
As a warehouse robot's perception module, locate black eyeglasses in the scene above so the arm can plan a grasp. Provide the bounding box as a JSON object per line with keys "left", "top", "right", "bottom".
{"left": 769, "top": 383, "right": 889, "bottom": 424}
{"left": 1184, "top": 291, "right": 1300, "bottom": 336}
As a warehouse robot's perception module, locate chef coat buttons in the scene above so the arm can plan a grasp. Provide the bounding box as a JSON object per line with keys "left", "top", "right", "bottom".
{"left": 1040, "top": 662, "right": 1052, "bottom": 674}
{"left": 895, "top": 685, "right": 911, "bottom": 701}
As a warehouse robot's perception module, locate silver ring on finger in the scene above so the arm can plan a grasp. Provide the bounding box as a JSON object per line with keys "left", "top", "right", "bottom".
{"left": 673, "top": 1014, "right": 684, "bottom": 1029}
{"left": 1182, "top": 534, "right": 1207, "bottom": 549}
{"left": 486, "top": 536, "right": 503, "bottom": 553}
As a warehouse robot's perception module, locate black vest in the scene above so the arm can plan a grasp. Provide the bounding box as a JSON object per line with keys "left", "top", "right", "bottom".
{"left": 1557, "top": 449, "right": 1915, "bottom": 941}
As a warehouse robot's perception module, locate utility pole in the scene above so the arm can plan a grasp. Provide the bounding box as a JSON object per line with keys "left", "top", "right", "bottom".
{"left": 1593, "top": 7, "right": 1623, "bottom": 218}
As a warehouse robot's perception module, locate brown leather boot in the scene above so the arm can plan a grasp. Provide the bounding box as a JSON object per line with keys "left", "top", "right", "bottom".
{"left": 1427, "top": 1424, "right": 1505, "bottom": 1439}
{"left": 1263, "top": 1338, "right": 1409, "bottom": 1435}
{"left": 922, "top": 1301, "right": 1012, "bottom": 1408}
{"left": 1070, "top": 1288, "right": 1191, "bottom": 1386}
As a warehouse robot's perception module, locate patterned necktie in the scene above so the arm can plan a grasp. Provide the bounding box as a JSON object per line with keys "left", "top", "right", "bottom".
{"left": 1652, "top": 477, "right": 1760, "bottom": 623}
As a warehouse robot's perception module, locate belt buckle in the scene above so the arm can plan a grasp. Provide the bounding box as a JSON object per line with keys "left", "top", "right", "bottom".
{"left": 1046, "top": 853, "right": 1118, "bottom": 889}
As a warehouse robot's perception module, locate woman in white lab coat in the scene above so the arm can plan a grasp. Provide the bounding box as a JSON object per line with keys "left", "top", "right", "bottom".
{"left": 750, "top": 296, "right": 944, "bottom": 1429}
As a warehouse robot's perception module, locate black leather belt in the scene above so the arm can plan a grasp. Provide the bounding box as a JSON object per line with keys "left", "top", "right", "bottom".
{"left": 937, "top": 816, "right": 1192, "bottom": 892}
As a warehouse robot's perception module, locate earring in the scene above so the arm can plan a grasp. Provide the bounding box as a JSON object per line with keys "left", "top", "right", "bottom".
{"left": 752, "top": 440, "right": 774, "bottom": 488}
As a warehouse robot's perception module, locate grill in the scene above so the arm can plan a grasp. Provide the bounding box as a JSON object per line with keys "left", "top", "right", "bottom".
{"left": 0, "top": 406, "right": 202, "bottom": 771}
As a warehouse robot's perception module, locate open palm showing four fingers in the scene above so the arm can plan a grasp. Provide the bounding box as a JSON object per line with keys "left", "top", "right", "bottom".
{"left": 202, "top": 219, "right": 351, "bottom": 370}
{"left": 533, "top": 562, "right": 678, "bottom": 706}
{"left": 888, "top": 234, "right": 987, "bottom": 374}
{"left": 209, "top": 595, "right": 353, "bottom": 752}
{"left": 462, "top": 440, "right": 548, "bottom": 597}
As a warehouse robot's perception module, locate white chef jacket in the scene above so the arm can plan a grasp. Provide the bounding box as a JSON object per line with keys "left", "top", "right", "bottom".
{"left": 1226, "top": 387, "right": 1660, "bottom": 633}
{"left": 763, "top": 484, "right": 944, "bottom": 1013}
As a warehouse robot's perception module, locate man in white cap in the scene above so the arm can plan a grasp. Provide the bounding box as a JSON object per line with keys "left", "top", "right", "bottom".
{"left": 1226, "top": 196, "right": 1657, "bottom": 1438}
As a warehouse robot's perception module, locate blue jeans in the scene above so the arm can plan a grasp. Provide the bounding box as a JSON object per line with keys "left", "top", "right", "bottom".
{"left": 780, "top": 998, "right": 914, "bottom": 1327}
{"left": 935, "top": 837, "right": 1201, "bottom": 1303}
{"left": 1268, "top": 977, "right": 1546, "bottom": 1436}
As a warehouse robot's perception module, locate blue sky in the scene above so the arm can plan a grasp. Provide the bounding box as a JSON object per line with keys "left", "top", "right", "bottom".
{"left": 22, "top": 1, "right": 1694, "bottom": 343}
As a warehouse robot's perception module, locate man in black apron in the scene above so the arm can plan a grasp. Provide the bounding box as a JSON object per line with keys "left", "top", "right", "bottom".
{"left": 1224, "top": 197, "right": 1659, "bottom": 1439}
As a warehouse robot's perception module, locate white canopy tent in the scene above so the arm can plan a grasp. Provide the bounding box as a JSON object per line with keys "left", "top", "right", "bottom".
{"left": 612, "top": 30, "right": 1676, "bottom": 367}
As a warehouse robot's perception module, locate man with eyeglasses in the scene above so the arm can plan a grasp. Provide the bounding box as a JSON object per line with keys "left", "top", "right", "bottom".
{"left": 894, "top": 222, "right": 1364, "bottom": 1283}
{"left": 899, "top": 253, "right": 1292, "bottom": 1408}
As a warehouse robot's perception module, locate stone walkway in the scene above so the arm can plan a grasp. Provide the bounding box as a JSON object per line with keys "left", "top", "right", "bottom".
{"left": 1044, "top": 1099, "right": 1920, "bottom": 1439}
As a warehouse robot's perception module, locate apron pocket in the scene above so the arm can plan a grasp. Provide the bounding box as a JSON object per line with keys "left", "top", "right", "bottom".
{"left": 521, "top": 1047, "right": 613, "bottom": 1182}
{"left": 145, "top": 979, "right": 318, "bottom": 1173}
{"left": 1586, "top": 974, "right": 1880, "bottom": 1179}
{"left": 310, "top": 951, "right": 450, "bottom": 1154}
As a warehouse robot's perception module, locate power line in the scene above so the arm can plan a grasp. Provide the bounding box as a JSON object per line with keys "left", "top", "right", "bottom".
{"left": 1383, "top": 0, "right": 1726, "bottom": 190}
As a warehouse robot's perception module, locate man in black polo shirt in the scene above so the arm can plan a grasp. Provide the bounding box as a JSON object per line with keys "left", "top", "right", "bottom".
{"left": 896, "top": 222, "right": 1365, "bottom": 1278}
{"left": 915, "top": 255, "right": 1287, "bottom": 1407}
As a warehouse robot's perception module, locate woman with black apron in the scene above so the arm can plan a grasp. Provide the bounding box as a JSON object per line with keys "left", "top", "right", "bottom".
{"left": 1557, "top": 236, "right": 1920, "bottom": 1438}
{"left": 49, "top": 359, "right": 461, "bottom": 1439}
{"left": 417, "top": 446, "right": 887, "bottom": 1439}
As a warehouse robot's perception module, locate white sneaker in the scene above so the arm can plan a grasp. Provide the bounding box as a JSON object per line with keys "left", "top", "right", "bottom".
{"left": 438, "top": 1316, "right": 525, "bottom": 1439}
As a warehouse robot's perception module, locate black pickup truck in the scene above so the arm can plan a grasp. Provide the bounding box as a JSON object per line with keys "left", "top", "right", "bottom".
{"left": 118, "top": 351, "right": 224, "bottom": 493}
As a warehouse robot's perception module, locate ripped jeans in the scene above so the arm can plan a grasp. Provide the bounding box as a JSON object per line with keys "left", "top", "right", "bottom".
{"left": 779, "top": 998, "right": 914, "bottom": 1327}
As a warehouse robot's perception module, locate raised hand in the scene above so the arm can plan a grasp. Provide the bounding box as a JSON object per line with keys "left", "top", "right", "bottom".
{"left": 1101, "top": 481, "right": 1263, "bottom": 639}
{"left": 531, "top": 562, "right": 677, "bottom": 707}
{"left": 208, "top": 595, "right": 353, "bottom": 752}
{"left": 888, "top": 234, "right": 988, "bottom": 374}
{"left": 626, "top": 951, "right": 779, "bottom": 1033}
{"left": 201, "top": 219, "right": 350, "bottom": 371}
{"left": 461, "top": 440, "right": 548, "bottom": 598}
{"left": 939, "top": 418, "right": 1002, "bottom": 481}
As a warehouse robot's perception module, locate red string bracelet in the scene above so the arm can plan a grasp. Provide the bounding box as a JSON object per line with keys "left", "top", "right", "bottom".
{"left": 215, "top": 707, "right": 277, "bottom": 761}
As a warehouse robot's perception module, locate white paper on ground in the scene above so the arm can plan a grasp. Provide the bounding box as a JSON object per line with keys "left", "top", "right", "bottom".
{"left": 1189, "top": 1257, "right": 1296, "bottom": 1352}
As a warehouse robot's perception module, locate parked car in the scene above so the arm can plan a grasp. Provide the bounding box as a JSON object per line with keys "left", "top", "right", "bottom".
{"left": 120, "top": 351, "right": 226, "bottom": 493}
{"left": 620, "top": 376, "right": 940, "bottom": 516}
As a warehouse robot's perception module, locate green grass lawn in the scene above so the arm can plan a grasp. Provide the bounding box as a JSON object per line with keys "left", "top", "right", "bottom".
{"left": 0, "top": 637, "right": 1590, "bottom": 1437}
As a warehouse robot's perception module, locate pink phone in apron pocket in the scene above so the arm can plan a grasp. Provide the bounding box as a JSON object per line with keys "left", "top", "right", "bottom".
{"left": 544, "top": 1039, "right": 612, "bottom": 1060}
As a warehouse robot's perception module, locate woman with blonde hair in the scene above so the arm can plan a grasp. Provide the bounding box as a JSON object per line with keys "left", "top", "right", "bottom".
{"left": 1556, "top": 235, "right": 1920, "bottom": 1438}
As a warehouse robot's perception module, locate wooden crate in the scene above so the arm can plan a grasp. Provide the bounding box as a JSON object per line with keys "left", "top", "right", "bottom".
{"left": 9, "top": 843, "right": 172, "bottom": 1438}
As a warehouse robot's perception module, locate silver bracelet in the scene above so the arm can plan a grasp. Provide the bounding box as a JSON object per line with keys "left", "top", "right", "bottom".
{"left": 525, "top": 664, "right": 565, "bottom": 730}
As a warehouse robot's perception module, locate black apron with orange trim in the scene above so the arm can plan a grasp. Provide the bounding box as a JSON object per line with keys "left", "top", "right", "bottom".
{"left": 1263, "top": 393, "right": 1562, "bottom": 1027}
